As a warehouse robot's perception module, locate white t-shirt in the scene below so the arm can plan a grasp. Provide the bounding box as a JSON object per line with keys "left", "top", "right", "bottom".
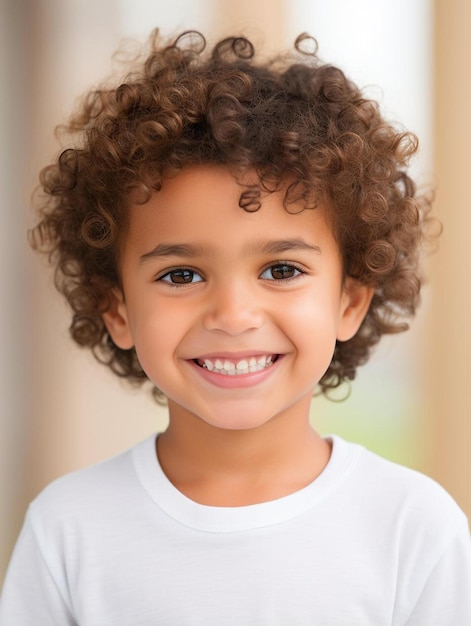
{"left": 1, "top": 434, "right": 470, "bottom": 625}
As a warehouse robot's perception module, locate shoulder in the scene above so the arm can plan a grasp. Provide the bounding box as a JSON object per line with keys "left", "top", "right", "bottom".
{"left": 332, "top": 436, "right": 469, "bottom": 540}
{"left": 27, "top": 434, "right": 157, "bottom": 530}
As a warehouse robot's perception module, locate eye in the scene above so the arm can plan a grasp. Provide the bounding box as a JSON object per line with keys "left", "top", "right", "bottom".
{"left": 260, "top": 263, "right": 304, "bottom": 281}
{"left": 158, "top": 268, "right": 203, "bottom": 285}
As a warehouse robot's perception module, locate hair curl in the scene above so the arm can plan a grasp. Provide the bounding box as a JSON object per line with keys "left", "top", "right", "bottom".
{"left": 30, "top": 29, "right": 435, "bottom": 399}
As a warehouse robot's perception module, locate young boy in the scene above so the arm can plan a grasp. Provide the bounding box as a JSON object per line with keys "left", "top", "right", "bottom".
{"left": 1, "top": 30, "right": 470, "bottom": 625}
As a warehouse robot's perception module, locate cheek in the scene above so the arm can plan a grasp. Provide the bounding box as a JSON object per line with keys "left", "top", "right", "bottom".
{"left": 282, "top": 291, "right": 342, "bottom": 373}
{"left": 284, "top": 289, "right": 340, "bottom": 336}
{"left": 129, "top": 301, "right": 191, "bottom": 371}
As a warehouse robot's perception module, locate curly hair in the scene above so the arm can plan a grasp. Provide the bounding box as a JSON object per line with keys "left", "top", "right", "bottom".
{"left": 30, "top": 29, "right": 434, "bottom": 399}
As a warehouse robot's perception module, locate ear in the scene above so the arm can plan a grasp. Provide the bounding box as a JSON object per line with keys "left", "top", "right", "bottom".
{"left": 102, "top": 288, "right": 134, "bottom": 350}
{"left": 337, "top": 278, "right": 374, "bottom": 342}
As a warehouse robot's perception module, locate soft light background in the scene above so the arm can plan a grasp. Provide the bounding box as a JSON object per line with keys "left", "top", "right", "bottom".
{"left": 1, "top": 0, "right": 470, "bottom": 585}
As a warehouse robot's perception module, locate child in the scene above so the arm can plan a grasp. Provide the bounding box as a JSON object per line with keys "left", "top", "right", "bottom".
{"left": 1, "top": 30, "right": 470, "bottom": 625}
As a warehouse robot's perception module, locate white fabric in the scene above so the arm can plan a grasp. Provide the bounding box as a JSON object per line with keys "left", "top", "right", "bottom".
{"left": 1, "top": 434, "right": 470, "bottom": 625}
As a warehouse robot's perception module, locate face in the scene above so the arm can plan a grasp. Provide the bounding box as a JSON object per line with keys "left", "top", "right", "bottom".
{"left": 104, "top": 166, "right": 372, "bottom": 432}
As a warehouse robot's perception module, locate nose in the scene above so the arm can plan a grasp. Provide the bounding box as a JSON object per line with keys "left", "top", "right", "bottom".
{"left": 202, "top": 282, "right": 264, "bottom": 336}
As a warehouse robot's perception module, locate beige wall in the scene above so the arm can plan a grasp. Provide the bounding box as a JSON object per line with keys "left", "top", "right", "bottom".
{"left": 211, "top": 0, "right": 287, "bottom": 52}
{"left": 0, "top": 0, "right": 35, "bottom": 587}
{"left": 424, "top": 0, "right": 471, "bottom": 515}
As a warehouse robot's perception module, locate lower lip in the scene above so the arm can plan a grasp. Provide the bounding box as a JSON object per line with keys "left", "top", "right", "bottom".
{"left": 187, "top": 357, "right": 283, "bottom": 389}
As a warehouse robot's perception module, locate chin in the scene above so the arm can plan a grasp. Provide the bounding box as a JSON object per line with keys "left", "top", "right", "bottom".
{"left": 201, "top": 413, "right": 273, "bottom": 432}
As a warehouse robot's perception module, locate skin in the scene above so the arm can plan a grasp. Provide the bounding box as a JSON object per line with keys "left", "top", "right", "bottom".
{"left": 103, "top": 165, "right": 373, "bottom": 506}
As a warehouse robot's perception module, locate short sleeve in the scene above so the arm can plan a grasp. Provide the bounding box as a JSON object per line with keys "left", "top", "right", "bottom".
{"left": 404, "top": 516, "right": 471, "bottom": 625}
{"left": 0, "top": 512, "right": 76, "bottom": 626}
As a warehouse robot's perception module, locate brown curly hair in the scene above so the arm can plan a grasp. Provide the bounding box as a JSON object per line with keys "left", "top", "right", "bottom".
{"left": 30, "top": 29, "right": 434, "bottom": 399}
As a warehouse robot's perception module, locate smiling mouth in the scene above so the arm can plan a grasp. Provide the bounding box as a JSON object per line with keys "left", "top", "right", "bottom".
{"left": 193, "top": 355, "right": 280, "bottom": 376}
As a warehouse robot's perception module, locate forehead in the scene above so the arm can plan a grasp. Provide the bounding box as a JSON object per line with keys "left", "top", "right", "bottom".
{"left": 124, "top": 165, "right": 334, "bottom": 248}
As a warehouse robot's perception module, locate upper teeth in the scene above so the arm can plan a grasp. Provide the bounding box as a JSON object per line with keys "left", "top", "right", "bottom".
{"left": 202, "top": 355, "right": 274, "bottom": 375}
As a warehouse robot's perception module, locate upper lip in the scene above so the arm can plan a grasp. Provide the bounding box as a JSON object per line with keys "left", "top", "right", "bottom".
{"left": 190, "top": 351, "right": 279, "bottom": 361}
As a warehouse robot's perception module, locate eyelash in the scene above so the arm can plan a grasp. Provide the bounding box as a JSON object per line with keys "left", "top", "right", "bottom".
{"left": 157, "top": 266, "right": 203, "bottom": 287}
{"left": 259, "top": 262, "right": 306, "bottom": 283}
{"left": 157, "top": 262, "right": 306, "bottom": 287}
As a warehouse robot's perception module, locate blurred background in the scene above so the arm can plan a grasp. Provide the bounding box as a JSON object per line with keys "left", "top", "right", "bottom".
{"left": 1, "top": 0, "right": 470, "bottom": 585}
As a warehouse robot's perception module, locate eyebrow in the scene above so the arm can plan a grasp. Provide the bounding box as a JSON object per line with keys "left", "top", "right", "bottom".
{"left": 139, "top": 238, "right": 321, "bottom": 263}
{"left": 140, "top": 243, "right": 208, "bottom": 263}
{"left": 257, "top": 238, "right": 321, "bottom": 255}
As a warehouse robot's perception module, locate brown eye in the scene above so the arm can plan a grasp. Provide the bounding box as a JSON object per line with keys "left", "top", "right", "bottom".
{"left": 160, "top": 269, "right": 203, "bottom": 284}
{"left": 261, "top": 264, "right": 302, "bottom": 280}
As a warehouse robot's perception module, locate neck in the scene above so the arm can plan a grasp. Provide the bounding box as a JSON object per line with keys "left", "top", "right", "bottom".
{"left": 156, "top": 399, "right": 331, "bottom": 506}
